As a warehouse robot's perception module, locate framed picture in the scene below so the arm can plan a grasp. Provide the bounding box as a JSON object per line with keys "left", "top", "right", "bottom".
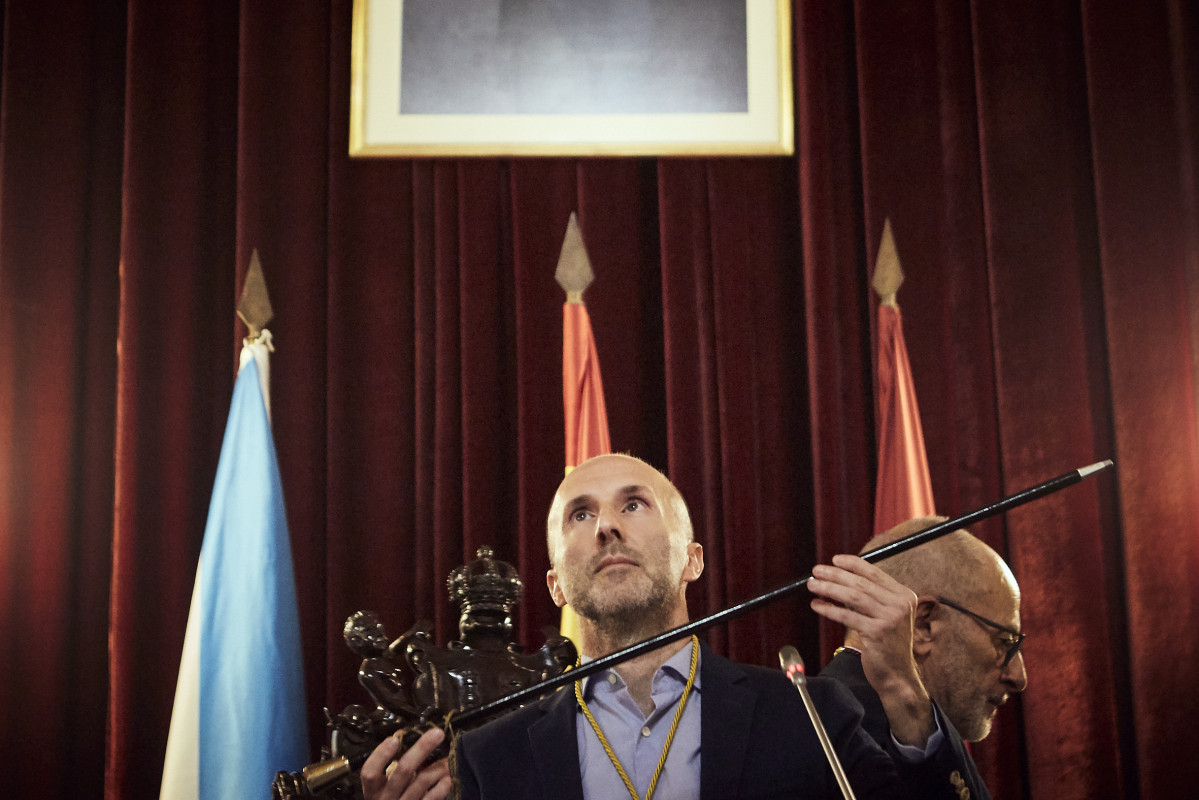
{"left": 350, "top": 0, "right": 793, "bottom": 157}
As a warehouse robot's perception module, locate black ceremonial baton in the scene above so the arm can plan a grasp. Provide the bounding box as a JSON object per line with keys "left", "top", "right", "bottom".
{"left": 451, "top": 459, "right": 1113, "bottom": 728}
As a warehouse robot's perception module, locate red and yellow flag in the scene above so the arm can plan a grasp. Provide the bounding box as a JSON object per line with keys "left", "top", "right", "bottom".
{"left": 563, "top": 301, "right": 611, "bottom": 471}
{"left": 872, "top": 220, "right": 935, "bottom": 536}
{"left": 555, "top": 213, "right": 611, "bottom": 644}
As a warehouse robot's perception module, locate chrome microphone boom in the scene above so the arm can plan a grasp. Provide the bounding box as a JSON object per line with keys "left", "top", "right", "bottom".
{"left": 780, "top": 646, "right": 856, "bottom": 800}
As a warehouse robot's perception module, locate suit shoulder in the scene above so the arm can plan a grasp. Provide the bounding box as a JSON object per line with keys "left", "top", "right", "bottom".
{"left": 711, "top": 654, "right": 866, "bottom": 722}
{"left": 459, "top": 688, "right": 563, "bottom": 749}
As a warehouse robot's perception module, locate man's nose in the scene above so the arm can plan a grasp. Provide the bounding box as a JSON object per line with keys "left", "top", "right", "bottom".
{"left": 1002, "top": 650, "right": 1028, "bottom": 693}
{"left": 594, "top": 506, "right": 622, "bottom": 545}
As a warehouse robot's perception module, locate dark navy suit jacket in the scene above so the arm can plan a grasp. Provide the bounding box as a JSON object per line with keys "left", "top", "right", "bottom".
{"left": 456, "top": 643, "right": 976, "bottom": 799}
{"left": 820, "top": 649, "right": 990, "bottom": 800}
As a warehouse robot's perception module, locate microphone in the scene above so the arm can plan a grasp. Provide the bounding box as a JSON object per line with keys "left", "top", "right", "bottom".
{"left": 779, "top": 646, "right": 857, "bottom": 800}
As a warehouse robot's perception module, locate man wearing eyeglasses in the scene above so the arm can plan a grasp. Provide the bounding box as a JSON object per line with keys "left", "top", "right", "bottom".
{"left": 814, "top": 516, "right": 1029, "bottom": 800}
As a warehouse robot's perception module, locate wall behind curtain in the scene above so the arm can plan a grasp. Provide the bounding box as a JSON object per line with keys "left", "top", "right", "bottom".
{"left": 0, "top": 1, "right": 1195, "bottom": 799}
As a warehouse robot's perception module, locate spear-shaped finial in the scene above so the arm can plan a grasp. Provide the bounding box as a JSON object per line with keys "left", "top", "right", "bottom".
{"left": 238, "top": 249, "right": 274, "bottom": 341}
{"left": 871, "top": 219, "right": 904, "bottom": 308}
{"left": 554, "top": 212, "right": 595, "bottom": 304}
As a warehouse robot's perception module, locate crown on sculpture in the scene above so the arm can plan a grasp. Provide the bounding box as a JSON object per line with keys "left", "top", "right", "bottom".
{"left": 447, "top": 546, "right": 523, "bottom": 615}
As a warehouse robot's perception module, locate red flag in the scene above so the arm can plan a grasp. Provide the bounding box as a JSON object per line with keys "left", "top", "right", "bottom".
{"left": 555, "top": 213, "right": 611, "bottom": 643}
{"left": 563, "top": 301, "right": 611, "bottom": 471}
{"left": 872, "top": 221, "right": 935, "bottom": 536}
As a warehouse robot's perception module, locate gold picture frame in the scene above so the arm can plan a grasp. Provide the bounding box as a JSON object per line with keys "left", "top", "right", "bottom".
{"left": 350, "top": 0, "right": 793, "bottom": 157}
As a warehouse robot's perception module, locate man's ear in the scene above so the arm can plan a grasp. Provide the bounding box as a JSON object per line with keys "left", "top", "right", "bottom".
{"left": 681, "top": 542, "right": 704, "bottom": 583}
{"left": 912, "top": 595, "right": 937, "bottom": 659}
{"left": 546, "top": 569, "right": 567, "bottom": 608}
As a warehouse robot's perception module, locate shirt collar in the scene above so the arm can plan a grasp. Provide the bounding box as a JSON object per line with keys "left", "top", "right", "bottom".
{"left": 578, "top": 638, "right": 702, "bottom": 697}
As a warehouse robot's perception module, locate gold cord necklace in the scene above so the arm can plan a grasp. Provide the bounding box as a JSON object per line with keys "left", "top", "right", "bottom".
{"left": 574, "top": 635, "right": 700, "bottom": 800}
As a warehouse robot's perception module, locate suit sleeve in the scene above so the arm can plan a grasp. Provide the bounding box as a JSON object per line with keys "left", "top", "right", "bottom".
{"left": 808, "top": 677, "right": 982, "bottom": 800}
{"left": 890, "top": 703, "right": 990, "bottom": 800}
{"left": 450, "top": 733, "right": 481, "bottom": 800}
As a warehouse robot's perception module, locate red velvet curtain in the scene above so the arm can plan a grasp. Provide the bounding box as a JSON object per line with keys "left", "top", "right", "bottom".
{"left": 0, "top": 2, "right": 1195, "bottom": 799}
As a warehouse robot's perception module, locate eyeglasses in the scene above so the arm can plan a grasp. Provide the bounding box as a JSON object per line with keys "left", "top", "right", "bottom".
{"left": 935, "top": 596, "right": 1026, "bottom": 667}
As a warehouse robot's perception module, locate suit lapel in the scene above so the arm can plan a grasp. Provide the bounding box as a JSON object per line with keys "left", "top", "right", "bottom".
{"left": 528, "top": 687, "right": 586, "bottom": 800}
{"left": 699, "top": 647, "right": 756, "bottom": 800}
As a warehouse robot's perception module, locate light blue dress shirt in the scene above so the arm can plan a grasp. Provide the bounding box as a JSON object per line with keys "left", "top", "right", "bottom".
{"left": 575, "top": 640, "right": 701, "bottom": 800}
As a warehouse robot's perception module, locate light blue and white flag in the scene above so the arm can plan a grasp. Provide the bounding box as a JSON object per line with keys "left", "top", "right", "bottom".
{"left": 160, "top": 336, "right": 308, "bottom": 800}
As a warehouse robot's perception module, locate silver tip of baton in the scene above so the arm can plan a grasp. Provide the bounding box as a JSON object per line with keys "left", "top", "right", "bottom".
{"left": 1077, "top": 460, "right": 1114, "bottom": 479}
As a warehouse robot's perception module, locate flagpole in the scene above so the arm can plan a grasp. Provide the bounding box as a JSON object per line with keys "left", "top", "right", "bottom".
{"left": 871, "top": 218, "right": 935, "bottom": 537}
{"left": 160, "top": 251, "right": 308, "bottom": 800}
{"left": 556, "top": 212, "right": 611, "bottom": 646}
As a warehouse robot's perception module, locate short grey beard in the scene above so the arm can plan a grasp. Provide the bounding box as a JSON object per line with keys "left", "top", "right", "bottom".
{"left": 572, "top": 576, "right": 678, "bottom": 645}
{"left": 955, "top": 707, "right": 993, "bottom": 743}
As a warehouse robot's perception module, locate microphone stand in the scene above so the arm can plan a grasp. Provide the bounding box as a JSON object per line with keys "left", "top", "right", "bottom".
{"left": 780, "top": 646, "right": 856, "bottom": 800}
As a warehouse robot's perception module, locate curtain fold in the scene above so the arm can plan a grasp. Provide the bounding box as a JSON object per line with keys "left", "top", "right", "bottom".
{"left": 1082, "top": 3, "right": 1199, "bottom": 796}
{"left": 107, "top": 1, "right": 241, "bottom": 796}
{"left": 0, "top": 3, "right": 125, "bottom": 798}
{"left": 0, "top": 2, "right": 1195, "bottom": 799}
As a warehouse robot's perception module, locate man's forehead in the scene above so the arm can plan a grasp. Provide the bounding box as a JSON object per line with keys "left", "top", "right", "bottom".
{"left": 562, "top": 483, "right": 657, "bottom": 507}
{"left": 556, "top": 455, "right": 661, "bottom": 489}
